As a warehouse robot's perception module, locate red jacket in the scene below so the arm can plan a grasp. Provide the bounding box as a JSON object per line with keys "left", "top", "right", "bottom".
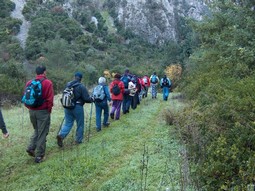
{"left": 109, "top": 79, "right": 125, "bottom": 100}
{"left": 141, "top": 75, "right": 150, "bottom": 87}
{"left": 24, "top": 74, "right": 54, "bottom": 113}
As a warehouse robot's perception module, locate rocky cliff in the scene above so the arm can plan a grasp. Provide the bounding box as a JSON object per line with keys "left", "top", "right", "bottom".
{"left": 113, "top": 0, "right": 208, "bottom": 44}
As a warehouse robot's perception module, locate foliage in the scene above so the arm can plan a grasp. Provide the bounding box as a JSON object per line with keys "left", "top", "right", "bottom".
{"left": 0, "top": 0, "right": 25, "bottom": 101}
{"left": 0, "top": 0, "right": 15, "bottom": 18}
{"left": 178, "top": 1, "right": 255, "bottom": 189}
{"left": 164, "top": 64, "right": 183, "bottom": 88}
{"left": 0, "top": 60, "right": 25, "bottom": 96}
{"left": 1, "top": 0, "right": 196, "bottom": 103}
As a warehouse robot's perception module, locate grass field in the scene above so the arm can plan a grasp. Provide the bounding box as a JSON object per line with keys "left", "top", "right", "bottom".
{"left": 0, "top": 92, "right": 192, "bottom": 191}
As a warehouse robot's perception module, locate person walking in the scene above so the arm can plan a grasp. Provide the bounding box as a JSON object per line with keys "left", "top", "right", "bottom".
{"left": 0, "top": 108, "right": 9, "bottom": 138}
{"left": 130, "top": 75, "right": 140, "bottom": 110}
{"left": 92, "top": 77, "right": 111, "bottom": 132}
{"left": 120, "top": 69, "right": 133, "bottom": 114}
{"left": 141, "top": 75, "right": 150, "bottom": 98}
{"left": 149, "top": 72, "right": 160, "bottom": 99}
{"left": 57, "top": 72, "right": 93, "bottom": 147}
{"left": 128, "top": 76, "right": 138, "bottom": 110}
{"left": 23, "top": 65, "right": 54, "bottom": 163}
{"left": 160, "top": 75, "right": 172, "bottom": 101}
{"left": 109, "top": 73, "right": 125, "bottom": 120}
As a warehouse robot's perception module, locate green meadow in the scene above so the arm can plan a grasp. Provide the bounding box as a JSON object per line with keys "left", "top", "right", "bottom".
{"left": 0, "top": 93, "right": 192, "bottom": 191}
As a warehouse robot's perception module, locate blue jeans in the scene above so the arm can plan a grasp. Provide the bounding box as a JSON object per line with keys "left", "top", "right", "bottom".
{"left": 122, "top": 94, "right": 132, "bottom": 113}
{"left": 162, "top": 87, "right": 169, "bottom": 101}
{"left": 59, "top": 104, "right": 85, "bottom": 143}
{"left": 95, "top": 100, "right": 109, "bottom": 130}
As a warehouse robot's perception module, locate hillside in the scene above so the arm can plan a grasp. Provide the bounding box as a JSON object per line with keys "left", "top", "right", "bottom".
{"left": 1, "top": 0, "right": 255, "bottom": 190}
{"left": 0, "top": 92, "right": 192, "bottom": 191}
{"left": 1, "top": 0, "right": 197, "bottom": 98}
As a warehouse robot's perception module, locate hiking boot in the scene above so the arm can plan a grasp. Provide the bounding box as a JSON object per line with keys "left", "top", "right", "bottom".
{"left": 35, "top": 156, "right": 45, "bottom": 163}
{"left": 75, "top": 141, "right": 82, "bottom": 145}
{"left": 56, "top": 135, "right": 63, "bottom": 147}
{"left": 96, "top": 128, "right": 101, "bottom": 132}
{"left": 110, "top": 113, "right": 114, "bottom": 119}
{"left": 26, "top": 148, "right": 35, "bottom": 157}
{"left": 103, "top": 122, "right": 110, "bottom": 127}
{"left": 3, "top": 132, "right": 9, "bottom": 138}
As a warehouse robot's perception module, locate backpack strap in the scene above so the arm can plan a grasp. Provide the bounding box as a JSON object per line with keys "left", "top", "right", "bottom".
{"left": 31, "top": 77, "right": 45, "bottom": 84}
{"left": 67, "top": 80, "right": 81, "bottom": 88}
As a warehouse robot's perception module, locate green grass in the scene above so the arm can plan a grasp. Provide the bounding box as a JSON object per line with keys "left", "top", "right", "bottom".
{"left": 0, "top": 92, "right": 192, "bottom": 191}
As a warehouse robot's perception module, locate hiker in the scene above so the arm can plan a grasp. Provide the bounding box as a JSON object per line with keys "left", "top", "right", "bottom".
{"left": 130, "top": 75, "right": 140, "bottom": 110}
{"left": 92, "top": 77, "right": 111, "bottom": 132}
{"left": 160, "top": 75, "right": 172, "bottom": 101}
{"left": 57, "top": 72, "right": 93, "bottom": 147}
{"left": 141, "top": 75, "right": 150, "bottom": 98}
{"left": 149, "top": 72, "right": 160, "bottom": 99}
{"left": 128, "top": 76, "right": 138, "bottom": 110}
{"left": 121, "top": 69, "right": 133, "bottom": 114}
{"left": 109, "top": 73, "right": 125, "bottom": 120}
{"left": 0, "top": 108, "right": 9, "bottom": 138}
{"left": 138, "top": 77, "right": 144, "bottom": 102}
{"left": 23, "top": 65, "right": 54, "bottom": 163}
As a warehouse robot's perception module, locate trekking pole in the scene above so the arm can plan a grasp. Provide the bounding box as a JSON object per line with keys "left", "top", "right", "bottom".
{"left": 87, "top": 102, "right": 93, "bottom": 142}
{"left": 57, "top": 117, "right": 65, "bottom": 135}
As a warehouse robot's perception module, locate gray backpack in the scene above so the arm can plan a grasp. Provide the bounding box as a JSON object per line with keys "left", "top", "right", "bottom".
{"left": 92, "top": 85, "right": 105, "bottom": 102}
{"left": 61, "top": 82, "right": 80, "bottom": 109}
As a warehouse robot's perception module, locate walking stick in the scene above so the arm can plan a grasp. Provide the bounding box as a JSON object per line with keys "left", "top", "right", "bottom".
{"left": 88, "top": 102, "right": 93, "bottom": 142}
{"left": 57, "top": 117, "right": 65, "bottom": 135}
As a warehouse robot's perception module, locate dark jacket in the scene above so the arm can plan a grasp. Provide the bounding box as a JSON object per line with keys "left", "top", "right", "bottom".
{"left": 66, "top": 80, "right": 92, "bottom": 105}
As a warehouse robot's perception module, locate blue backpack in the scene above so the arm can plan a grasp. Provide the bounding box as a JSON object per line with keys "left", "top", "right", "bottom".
{"left": 121, "top": 75, "right": 130, "bottom": 88}
{"left": 22, "top": 78, "right": 45, "bottom": 107}
{"left": 150, "top": 75, "right": 158, "bottom": 84}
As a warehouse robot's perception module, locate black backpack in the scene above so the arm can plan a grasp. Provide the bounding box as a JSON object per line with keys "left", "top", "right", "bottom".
{"left": 112, "top": 83, "right": 121, "bottom": 96}
{"left": 162, "top": 78, "right": 169, "bottom": 86}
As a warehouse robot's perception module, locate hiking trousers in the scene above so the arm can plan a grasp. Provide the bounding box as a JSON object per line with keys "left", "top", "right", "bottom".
{"left": 0, "top": 108, "right": 8, "bottom": 134}
{"left": 151, "top": 84, "right": 158, "bottom": 98}
{"left": 95, "top": 100, "right": 109, "bottom": 130}
{"left": 122, "top": 94, "right": 132, "bottom": 113}
{"left": 162, "top": 86, "right": 170, "bottom": 101}
{"left": 28, "top": 109, "right": 50, "bottom": 158}
{"left": 59, "top": 104, "right": 85, "bottom": 143}
{"left": 110, "top": 100, "right": 122, "bottom": 120}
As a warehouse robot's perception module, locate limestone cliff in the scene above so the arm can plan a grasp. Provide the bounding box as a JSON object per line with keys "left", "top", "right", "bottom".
{"left": 114, "top": 0, "right": 208, "bottom": 44}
